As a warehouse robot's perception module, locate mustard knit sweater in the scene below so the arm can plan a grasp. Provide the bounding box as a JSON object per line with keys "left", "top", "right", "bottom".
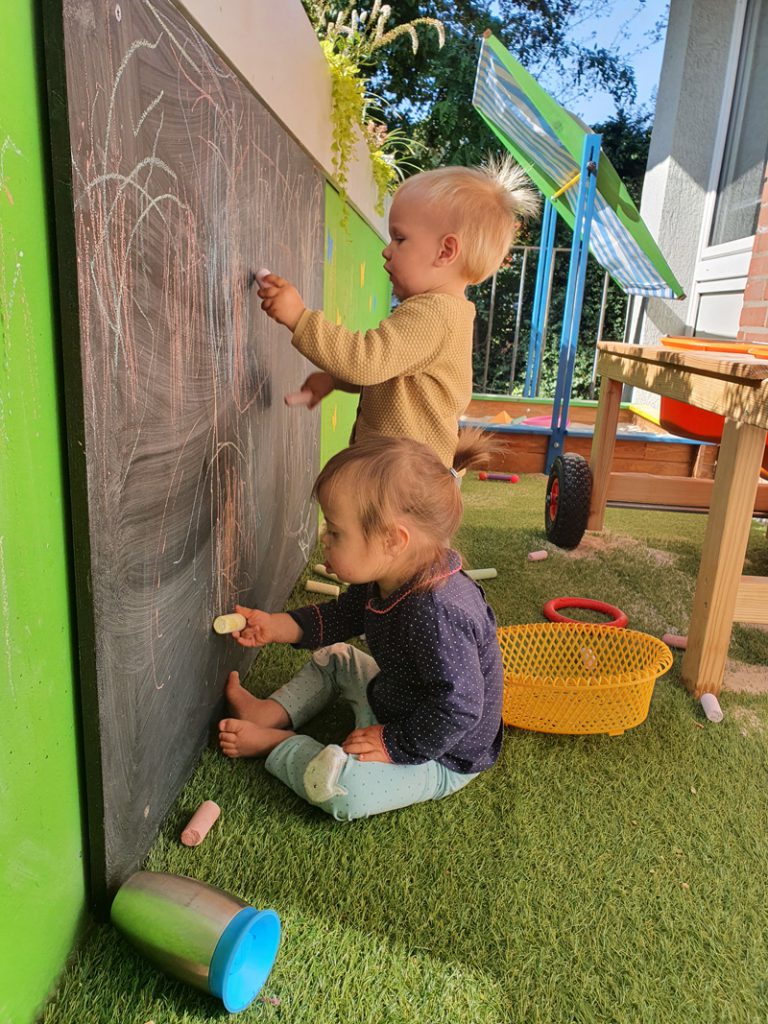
{"left": 292, "top": 293, "right": 475, "bottom": 467}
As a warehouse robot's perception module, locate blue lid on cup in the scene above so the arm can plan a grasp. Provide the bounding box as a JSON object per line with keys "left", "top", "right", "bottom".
{"left": 208, "top": 906, "right": 281, "bottom": 1012}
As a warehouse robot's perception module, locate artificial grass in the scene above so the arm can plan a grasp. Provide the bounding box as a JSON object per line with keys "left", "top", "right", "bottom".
{"left": 43, "top": 476, "right": 768, "bottom": 1024}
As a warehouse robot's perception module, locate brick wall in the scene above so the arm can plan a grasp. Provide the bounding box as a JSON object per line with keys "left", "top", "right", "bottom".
{"left": 737, "top": 164, "right": 768, "bottom": 345}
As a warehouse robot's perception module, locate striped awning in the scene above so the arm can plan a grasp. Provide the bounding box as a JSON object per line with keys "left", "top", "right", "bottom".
{"left": 473, "top": 33, "right": 684, "bottom": 299}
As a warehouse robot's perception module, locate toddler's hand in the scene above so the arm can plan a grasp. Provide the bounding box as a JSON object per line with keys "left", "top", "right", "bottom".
{"left": 285, "top": 371, "right": 336, "bottom": 409}
{"left": 231, "top": 603, "right": 275, "bottom": 648}
{"left": 258, "top": 274, "right": 305, "bottom": 332}
{"left": 342, "top": 724, "right": 392, "bottom": 763}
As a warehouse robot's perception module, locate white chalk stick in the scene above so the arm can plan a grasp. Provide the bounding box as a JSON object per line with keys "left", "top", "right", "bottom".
{"left": 213, "top": 613, "right": 247, "bottom": 635}
{"left": 256, "top": 267, "right": 272, "bottom": 287}
{"left": 313, "top": 563, "right": 342, "bottom": 582}
{"left": 527, "top": 550, "right": 549, "bottom": 562}
{"left": 180, "top": 800, "right": 221, "bottom": 847}
{"left": 306, "top": 580, "right": 340, "bottom": 598}
{"left": 662, "top": 633, "right": 688, "bottom": 650}
{"left": 700, "top": 692, "right": 724, "bottom": 723}
{"left": 465, "top": 568, "right": 497, "bottom": 581}
{"left": 284, "top": 389, "right": 314, "bottom": 407}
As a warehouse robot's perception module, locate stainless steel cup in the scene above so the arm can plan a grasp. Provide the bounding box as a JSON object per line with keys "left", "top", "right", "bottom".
{"left": 111, "top": 871, "right": 280, "bottom": 1012}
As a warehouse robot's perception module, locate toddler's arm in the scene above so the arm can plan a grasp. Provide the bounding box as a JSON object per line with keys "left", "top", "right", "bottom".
{"left": 284, "top": 371, "right": 359, "bottom": 410}
{"left": 230, "top": 603, "right": 303, "bottom": 648}
{"left": 287, "top": 584, "right": 367, "bottom": 648}
{"left": 292, "top": 295, "right": 444, "bottom": 386}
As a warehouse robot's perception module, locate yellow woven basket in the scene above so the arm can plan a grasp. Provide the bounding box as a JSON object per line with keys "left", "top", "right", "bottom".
{"left": 497, "top": 623, "right": 673, "bottom": 736}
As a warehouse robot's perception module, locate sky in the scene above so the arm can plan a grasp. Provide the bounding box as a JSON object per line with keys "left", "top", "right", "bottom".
{"left": 560, "top": 0, "right": 671, "bottom": 124}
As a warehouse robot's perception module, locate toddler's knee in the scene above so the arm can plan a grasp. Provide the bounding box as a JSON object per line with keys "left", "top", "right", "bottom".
{"left": 311, "top": 642, "right": 351, "bottom": 668}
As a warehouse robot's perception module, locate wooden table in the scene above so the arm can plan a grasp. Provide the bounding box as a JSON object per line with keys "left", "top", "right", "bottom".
{"left": 588, "top": 342, "right": 768, "bottom": 696}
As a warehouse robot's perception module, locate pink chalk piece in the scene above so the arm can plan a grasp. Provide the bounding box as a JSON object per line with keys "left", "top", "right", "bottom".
{"left": 662, "top": 633, "right": 688, "bottom": 650}
{"left": 180, "top": 800, "right": 221, "bottom": 847}
{"left": 479, "top": 471, "right": 519, "bottom": 482}
{"left": 256, "top": 267, "right": 272, "bottom": 287}
{"left": 527, "top": 550, "right": 548, "bottom": 561}
{"left": 284, "top": 389, "right": 313, "bottom": 407}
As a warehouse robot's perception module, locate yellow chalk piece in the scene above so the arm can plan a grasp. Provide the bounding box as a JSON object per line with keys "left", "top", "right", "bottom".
{"left": 331, "top": 404, "right": 337, "bottom": 432}
{"left": 213, "top": 613, "right": 247, "bottom": 634}
{"left": 368, "top": 294, "right": 373, "bottom": 312}
{"left": 336, "top": 309, "right": 342, "bottom": 325}
{"left": 359, "top": 261, "right": 365, "bottom": 288}
{"left": 465, "top": 568, "right": 497, "bottom": 581}
{"left": 306, "top": 580, "right": 340, "bottom": 598}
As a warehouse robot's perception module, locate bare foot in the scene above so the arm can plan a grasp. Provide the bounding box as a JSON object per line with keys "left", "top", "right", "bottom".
{"left": 224, "top": 671, "right": 291, "bottom": 728}
{"left": 218, "top": 718, "right": 295, "bottom": 758}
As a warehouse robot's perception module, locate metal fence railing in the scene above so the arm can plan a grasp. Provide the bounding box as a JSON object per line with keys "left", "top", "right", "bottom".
{"left": 473, "top": 244, "right": 626, "bottom": 399}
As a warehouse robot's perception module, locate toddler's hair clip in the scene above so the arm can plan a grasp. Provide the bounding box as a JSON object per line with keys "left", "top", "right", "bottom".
{"left": 450, "top": 467, "right": 461, "bottom": 483}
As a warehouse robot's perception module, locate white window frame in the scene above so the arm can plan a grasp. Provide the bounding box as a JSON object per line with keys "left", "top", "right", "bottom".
{"left": 686, "top": 0, "right": 755, "bottom": 330}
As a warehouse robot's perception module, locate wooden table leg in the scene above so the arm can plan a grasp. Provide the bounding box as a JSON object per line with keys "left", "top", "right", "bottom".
{"left": 682, "top": 418, "right": 767, "bottom": 696}
{"left": 587, "top": 376, "right": 622, "bottom": 532}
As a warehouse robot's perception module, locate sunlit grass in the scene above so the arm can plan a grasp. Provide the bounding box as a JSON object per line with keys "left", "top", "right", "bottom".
{"left": 43, "top": 476, "right": 768, "bottom": 1024}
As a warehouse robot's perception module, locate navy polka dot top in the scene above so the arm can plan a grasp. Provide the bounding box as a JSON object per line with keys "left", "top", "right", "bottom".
{"left": 288, "top": 550, "right": 504, "bottom": 773}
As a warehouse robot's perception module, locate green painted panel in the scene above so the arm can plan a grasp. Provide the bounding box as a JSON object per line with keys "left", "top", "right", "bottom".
{"left": 0, "top": 4, "right": 87, "bottom": 1022}
{"left": 320, "top": 186, "right": 391, "bottom": 468}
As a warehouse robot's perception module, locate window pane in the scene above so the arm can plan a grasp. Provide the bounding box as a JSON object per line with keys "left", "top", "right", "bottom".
{"left": 710, "top": 0, "right": 768, "bottom": 247}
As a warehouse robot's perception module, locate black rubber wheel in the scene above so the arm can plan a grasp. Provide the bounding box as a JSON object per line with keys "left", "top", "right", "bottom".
{"left": 544, "top": 453, "right": 592, "bottom": 549}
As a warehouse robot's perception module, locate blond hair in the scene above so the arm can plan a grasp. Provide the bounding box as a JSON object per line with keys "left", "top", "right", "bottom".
{"left": 395, "top": 154, "right": 539, "bottom": 285}
{"left": 314, "top": 430, "right": 495, "bottom": 590}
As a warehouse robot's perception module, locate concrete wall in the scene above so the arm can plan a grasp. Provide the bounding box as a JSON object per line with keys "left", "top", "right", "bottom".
{"left": 181, "top": 0, "right": 387, "bottom": 241}
{"left": 631, "top": 0, "right": 739, "bottom": 343}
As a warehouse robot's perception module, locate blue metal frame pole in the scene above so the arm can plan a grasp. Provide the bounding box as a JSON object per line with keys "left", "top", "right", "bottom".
{"left": 524, "top": 199, "right": 556, "bottom": 396}
{"left": 545, "top": 133, "right": 602, "bottom": 472}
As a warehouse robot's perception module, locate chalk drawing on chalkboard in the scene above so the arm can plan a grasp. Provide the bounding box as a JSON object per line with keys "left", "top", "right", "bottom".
{"left": 49, "top": 0, "right": 324, "bottom": 896}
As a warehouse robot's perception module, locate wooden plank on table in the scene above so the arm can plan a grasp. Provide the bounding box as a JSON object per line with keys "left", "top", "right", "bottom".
{"left": 734, "top": 577, "right": 768, "bottom": 624}
{"left": 598, "top": 342, "right": 768, "bottom": 382}
{"left": 606, "top": 474, "right": 768, "bottom": 512}
{"left": 596, "top": 353, "right": 768, "bottom": 430}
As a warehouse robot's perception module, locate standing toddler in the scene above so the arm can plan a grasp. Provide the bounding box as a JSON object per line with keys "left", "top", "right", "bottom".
{"left": 259, "top": 156, "right": 538, "bottom": 466}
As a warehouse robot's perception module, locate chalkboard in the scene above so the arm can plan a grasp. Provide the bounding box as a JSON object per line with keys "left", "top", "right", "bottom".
{"left": 44, "top": 0, "right": 323, "bottom": 904}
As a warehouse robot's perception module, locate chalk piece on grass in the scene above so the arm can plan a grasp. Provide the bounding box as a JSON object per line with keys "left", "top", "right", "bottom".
{"left": 213, "top": 613, "right": 247, "bottom": 635}
{"left": 181, "top": 800, "right": 221, "bottom": 847}
{"left": 284, "top": 389, "right": 314, "bottom": 407}
{"left": 662, "top": 633, "right": 687, "bottom": 650}
{"left": 700, "top": 693, "right": 724, "bottom": 723}
{"left": 465, "top": 568, "right": 497, "bottom": 581}
{"left": 527, "top": 550, "right": 548, "bottom": 562}
{"left": 306, "top": 580, "right": 340, "bottom": 598}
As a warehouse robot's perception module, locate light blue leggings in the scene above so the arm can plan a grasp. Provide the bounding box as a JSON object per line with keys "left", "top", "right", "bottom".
{"left": 265, "top": 643, "right": 478, "bottom": 821}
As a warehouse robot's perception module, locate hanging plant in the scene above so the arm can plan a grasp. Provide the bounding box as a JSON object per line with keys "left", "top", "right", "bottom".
{"left": 305, "top": 3, "right": 444, "bottom": 216}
